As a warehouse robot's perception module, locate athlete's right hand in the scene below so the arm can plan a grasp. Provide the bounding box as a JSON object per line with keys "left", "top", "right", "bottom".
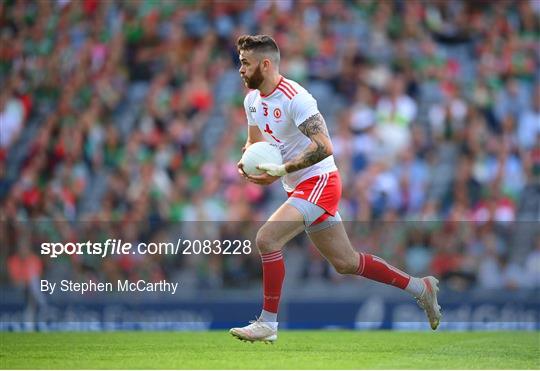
{"left": 237, "top": 161, "right": 279, "bottom": 185}
{"left": 237, "top": 161, "right": 249, "bottom": 179}
{"left": 245, "top": 172, "right": 280, "bottom": 185}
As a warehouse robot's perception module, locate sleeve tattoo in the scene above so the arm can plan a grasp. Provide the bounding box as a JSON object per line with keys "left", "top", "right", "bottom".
{"left": 285, "top": 113, "right": 332, "bottom": 173}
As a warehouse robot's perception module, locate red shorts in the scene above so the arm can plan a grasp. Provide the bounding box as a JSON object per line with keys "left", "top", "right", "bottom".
{"left": 287, "top": 171, "right": 342, "bottom": 224}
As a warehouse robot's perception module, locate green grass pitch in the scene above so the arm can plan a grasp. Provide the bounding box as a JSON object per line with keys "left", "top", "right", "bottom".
{"left": 1, "top": 331, "right": 538, "bottom": 369}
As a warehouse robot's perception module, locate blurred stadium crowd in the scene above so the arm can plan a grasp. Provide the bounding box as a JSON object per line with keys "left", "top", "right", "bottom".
{"left": 1, "top": 0, "right": 539, "bottom": 294}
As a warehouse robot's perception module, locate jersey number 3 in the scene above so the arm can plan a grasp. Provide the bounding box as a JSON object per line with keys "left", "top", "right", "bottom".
{"left": 264, "top": 123, "right": 281, "bottom": 143}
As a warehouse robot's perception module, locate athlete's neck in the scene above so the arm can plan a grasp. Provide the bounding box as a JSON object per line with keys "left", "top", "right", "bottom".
{"left": 258, "top": 74, "right": 282, "bottom": 97}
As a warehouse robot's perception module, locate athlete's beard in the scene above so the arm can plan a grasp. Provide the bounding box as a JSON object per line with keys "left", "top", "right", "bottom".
{"left": 245, "top": 63, "right": 264, "bottom": 90}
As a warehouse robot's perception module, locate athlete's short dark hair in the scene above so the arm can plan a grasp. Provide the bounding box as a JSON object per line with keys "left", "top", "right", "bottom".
{"left": 237, "top": 34, "right": 280, "bottom": 65}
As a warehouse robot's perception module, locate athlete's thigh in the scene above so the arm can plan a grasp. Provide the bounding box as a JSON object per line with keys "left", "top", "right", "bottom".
{"left": 259, "top": 203, "right": 306, "bottom": 247}
{"left": 307, "top": 221, "right": 357, "bottom": 263}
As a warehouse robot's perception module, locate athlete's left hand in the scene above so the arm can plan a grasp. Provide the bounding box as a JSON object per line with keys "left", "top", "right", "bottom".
{"left": 257, "top": 163, "right": 287, "bottom": 177}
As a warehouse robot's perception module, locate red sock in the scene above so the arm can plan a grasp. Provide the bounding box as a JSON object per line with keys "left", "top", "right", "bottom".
{"left": 356, "top": 253, "right": 410, "bottom": 289}
{"left": 261, "top": 250, "right": 285, "bottom": 313}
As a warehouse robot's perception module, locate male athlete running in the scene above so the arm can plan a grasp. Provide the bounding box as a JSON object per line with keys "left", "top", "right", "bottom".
{"left": 230, "top": 35, "right": 441, "bottom": 342}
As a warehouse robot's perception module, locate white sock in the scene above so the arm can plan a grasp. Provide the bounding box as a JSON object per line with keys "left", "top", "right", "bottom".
{"left": 405, "top": 277, "right": 425, "bottom": 297}
{"left": 260, "top": 309, "right": 278, "bottom": 329}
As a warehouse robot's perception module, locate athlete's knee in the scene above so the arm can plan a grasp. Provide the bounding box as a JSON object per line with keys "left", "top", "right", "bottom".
{"left": 255, "top": 229, "right": 282, "bottom": 254}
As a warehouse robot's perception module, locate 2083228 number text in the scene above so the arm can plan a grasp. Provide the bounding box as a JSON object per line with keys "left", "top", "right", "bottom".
{"left": 180, "top": 239, "right": 252, "bottom": 255}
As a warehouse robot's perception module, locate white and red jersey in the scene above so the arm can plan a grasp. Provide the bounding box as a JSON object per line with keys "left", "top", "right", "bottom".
{"left": 243, "top": 76, "right": 337, "bottom": 192}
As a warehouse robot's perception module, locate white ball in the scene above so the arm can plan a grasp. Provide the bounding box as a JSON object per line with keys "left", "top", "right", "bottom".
{"left": 240, "top": 142, "right": 283, "bottom": 176}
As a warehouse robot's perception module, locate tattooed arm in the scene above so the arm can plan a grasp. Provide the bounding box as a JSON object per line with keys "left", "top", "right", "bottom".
{"left": 257, "top": 112, "right": 333, "bottom": 178}
{"left": 284, "top": 113, "right": 333, "bottom": 173}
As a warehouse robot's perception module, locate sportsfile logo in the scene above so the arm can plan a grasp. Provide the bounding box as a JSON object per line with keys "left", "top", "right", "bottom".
{"left": 40, "top": 239, "right": 253, "bottom": 258}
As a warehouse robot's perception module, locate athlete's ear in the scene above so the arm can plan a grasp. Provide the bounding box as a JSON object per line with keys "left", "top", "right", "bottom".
{"left": 261, "top": 59, "right": 271, "bottom": 71}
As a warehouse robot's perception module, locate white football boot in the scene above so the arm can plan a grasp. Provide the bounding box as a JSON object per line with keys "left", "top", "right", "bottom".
{"left": 416, "top": 276, "right": 442, "bottom": 330}
{"left": 230, "top": 318, "right": 277, "bottom": 343}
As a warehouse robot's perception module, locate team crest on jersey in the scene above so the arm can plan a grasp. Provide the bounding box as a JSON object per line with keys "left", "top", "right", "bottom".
{"left": 273, "top": 108, "right": 281, "bottom": 119}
